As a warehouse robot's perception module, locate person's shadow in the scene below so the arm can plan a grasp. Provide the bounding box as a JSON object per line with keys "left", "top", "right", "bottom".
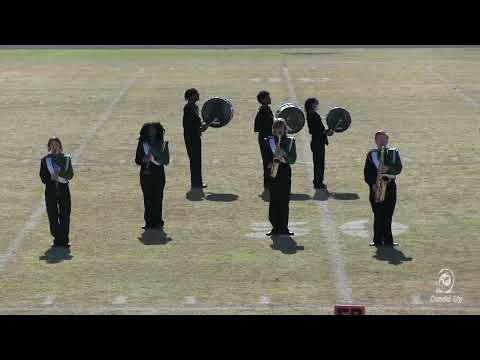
{"left": 313, "top": 190, "right": 359, "bottom": 201}
{"left": 313, "top": 189, "right": 329, "bottom": 201}
{"left": 259, "top": 189, "right": 270, "bottom": 202}
{"left": 373, "top": 246, "right": 413, "bottom": 265}
{"left": 205, "top": 193, "right": 239, "bottom": 202}
{"left": 138, "top": 228, "right": 172, "bottom": 245}
{"left": 290, "top": 193, "right": 312, "bottom": 201}
{"left": 329, "top": 192, "right": 359, "bottom": 200}
{"left": 39, "top": 246, "right": 73, "bottom": 264}
{"left": 270, "top": 235, "right": 304, "bottom": 255}
{"left": 186, "top": 188, "right": 205, "bottom": 201}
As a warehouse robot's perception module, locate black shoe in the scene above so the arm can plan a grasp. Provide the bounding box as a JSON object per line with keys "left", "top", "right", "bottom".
{"left": 201, "top": 183, "right": 208, "bottom": 189}
{"left": 280, "top": 230, "right": 294, "bottom": 236}
{"left": 52, "top": 244, "right": 70, "bottom": 248}
{"left": 369, "top": 242, "right": 383, "bottom": 247}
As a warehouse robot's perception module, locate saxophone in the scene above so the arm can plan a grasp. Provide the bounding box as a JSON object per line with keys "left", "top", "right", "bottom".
{"left": 375, "top": 145, "right": 389, "bottom": 203}
{"left": 270, "top": 135, "right": 282, "bottom": 178}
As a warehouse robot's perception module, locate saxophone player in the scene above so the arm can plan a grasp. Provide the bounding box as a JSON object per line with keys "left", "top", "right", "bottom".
{"left": 364, "top": 130, "right": 403, "bottom": 247}
{"left": 261, "top": 118, "right": 297, "bottom": 236}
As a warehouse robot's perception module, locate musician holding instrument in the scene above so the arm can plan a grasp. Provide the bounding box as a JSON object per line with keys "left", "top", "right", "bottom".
{"left": 261, "top": 118, "right": 297, "bottom": 236}
{"left": 364, "top": 130, "right": 403, "bottom": 247}
{"left": 135, "top": 122, "right": 170, "bottom": 230}
{"left": 39, "top": 137, "right": 74, "bottom": 247}
{"left": 305, "top": 98, "right": 334, "bottom": 190}
{"left": 254, "top": 90, "right": 274, "bottom": 191}
{"left": 183, "top": 88, "right": 208, "bottom": 189}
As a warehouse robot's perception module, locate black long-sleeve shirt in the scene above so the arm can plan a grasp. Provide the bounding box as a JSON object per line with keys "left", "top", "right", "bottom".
{"left": 306, "top": 111, "right": 328, "bottom": 146}
{"left": 254, "top": 106, "right": 273, "bottom": 138}
{"left": 364, "top": 148, "right": 403, "bottom": 187}
{"left": 183, "top": 102, "right": 202, "bottom": 139}
{"left": 39, "top": 156, "right": 73, "bottom": 190}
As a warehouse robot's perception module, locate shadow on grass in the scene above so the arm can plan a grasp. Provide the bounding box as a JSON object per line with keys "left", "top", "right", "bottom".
{"left": 138, "top": 228, "right": 172, "bottom": 245}
{"left": 259, "top": 189, "right": 270, "bottom": 202}
{"left": 39, "top": 246, "right": 73, "bottom": 264}
{"left": 313, "top": 189, "right": 329, "bottom": 201}
{"left": 373, "top": 246, "right": 413, "bottom": 265}
{"left": 270, "top": 235, "right": 304, "bottom": 255}
{"left": 290, "top": 193, "right": 312, "bottom": 201}
{"left": 205, "top": 193, "right": 239, "bottom": 202}
{"left": 329, "top": 192, "right": 360, "bottom": 200}
{"left": 312, "top": 190, "right": 359, "bottom": 201}
{"left": 186, "top": 188, "right": 205, "bottom": 201}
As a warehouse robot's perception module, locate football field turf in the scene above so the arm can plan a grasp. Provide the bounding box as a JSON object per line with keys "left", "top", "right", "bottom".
{"left": 0, "top": 48, "right": 478, "bottom": 314}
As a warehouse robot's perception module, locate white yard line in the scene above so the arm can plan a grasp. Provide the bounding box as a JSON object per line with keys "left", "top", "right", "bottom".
{"left": 0, "top": 69, "right": 142, "bottom": 272}
{"left": 281, "top": 62, "right": 353, "bottom": 304}
{"left": 40, "top": 296, "right": 56, "bottom": 306}
{"left": 427, "top": 65, "right": 479, "bottom": 106}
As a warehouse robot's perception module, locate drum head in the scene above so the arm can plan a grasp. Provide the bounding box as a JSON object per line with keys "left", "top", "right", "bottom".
{"left": 275, "top": 103, "right": 305, "bottom": 134}
{"left": 201, "top": 97, "right": 234, "bottom": 128}
{"left": 326, "top": 107, "right": 351, "bottom": 133}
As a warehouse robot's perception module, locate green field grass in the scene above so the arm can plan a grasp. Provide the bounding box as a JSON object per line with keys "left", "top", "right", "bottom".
{"left": 0, "top": 48, "right": 478, "bottom": 314}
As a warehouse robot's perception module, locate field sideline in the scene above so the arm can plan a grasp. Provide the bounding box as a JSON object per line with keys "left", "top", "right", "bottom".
{"left": 0, "top": 48, "right": 478, "bottom": 314}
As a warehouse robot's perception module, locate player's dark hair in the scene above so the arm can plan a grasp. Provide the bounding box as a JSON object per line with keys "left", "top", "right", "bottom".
{"left": 304, "top": 98, "right": 319, "bottom": 113}
{"left": 47, "top": 137, "right": 63, "bottom": 150}
{"left": 184, "top": 88, "right": 199, "bottom": 101}
{"left": 256, "top": 90, "right": 270, "bottom": 104}
{"left": 139, "top": 122, "right": 165, "bottom": 141}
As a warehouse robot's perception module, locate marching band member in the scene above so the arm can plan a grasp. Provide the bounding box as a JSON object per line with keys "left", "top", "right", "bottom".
{"left": 135, "top": 122, "right": 170, "bottom": 230}
{"left": 183, "top": 88, "right": 207, "bottom": 189}
{"left": 262, "top": 118, "right": 297, "bottom": 236}
{"left": 254, "top": 90, "right": 274, "bottom": 192}
{"left": 364, "top": 130, "right": 403, "bottom": 246}
{"left": 305, "top": 98, "right": 334, "bottom": 190}
{"left": 39, "top": 137, "right": 74, "bottom": 247}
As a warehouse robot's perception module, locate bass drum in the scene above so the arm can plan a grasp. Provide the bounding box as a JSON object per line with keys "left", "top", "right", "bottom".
{"left": 326, "top": 107, "right": 351, "bottom": 133}
{"left": 201, "top": 97, "right": 234, "bottom": 128}
{"left": 275, "top": 103, "right": 305, "bottom": 134}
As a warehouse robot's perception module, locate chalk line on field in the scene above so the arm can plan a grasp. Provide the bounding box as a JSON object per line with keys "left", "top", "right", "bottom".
{"left": 112, "top": 296, "right": 128, "bottom": 305}
{"left": 0, "top": 68, "right": 142, "bottom": 272}
{"left": 41, "top": 296, "right": 56, "bottom": 306}
{"left": 427, "top": 65, "right": 479, "bottom": 107}
{"left": 281, "top": 63, "right": 353, "bottom": 304}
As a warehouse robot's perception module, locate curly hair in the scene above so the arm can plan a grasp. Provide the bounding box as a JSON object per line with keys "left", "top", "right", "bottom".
{"left": 139, "top": 122, "right": 165, "bottom": 142}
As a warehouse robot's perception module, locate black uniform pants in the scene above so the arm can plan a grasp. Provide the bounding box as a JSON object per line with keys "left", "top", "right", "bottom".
{"left": 268, "top": 164, "right": 291, "bottom": 232}
{"left": 140, "top": 167, "right": 166, "bottom": 228}
{"left": 184, "top": 135, "right": 203, "bottom": 187}
{"left": 311, "top": 141, "right": 326, "bottom": 187}
{"left": 258, "top": 134, "right": 270, "bottom": 188}
{"left": 369, "top": 182, "right": 397, "bottom": 244}
{"left": 45, "top": 183, "right": 71, "bottom": 245}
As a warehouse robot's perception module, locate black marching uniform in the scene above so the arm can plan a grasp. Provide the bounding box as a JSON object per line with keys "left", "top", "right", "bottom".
{"left": 364, "top": 147, "right": 403, "bottom": 245}
{"left": 39, "top": 155, "right": 73, "bottom": 246}
{"left": 183, "top": 102, "right": 203, "bottom": 188}
{"left": 135, "top": 138, "right": 169, "bottom": 229}
{"left": 306, "top": 111, "right": 329, "bottom": 188}
{"left": 261, "top": 135, "right": 297, "bottom": 234}
{"left": 254, "top": 105, "right": 274, "bottom": 188}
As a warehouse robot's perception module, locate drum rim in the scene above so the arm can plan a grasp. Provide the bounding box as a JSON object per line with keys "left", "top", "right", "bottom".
{"left": 201, "top": 96, "right": 234, "bottom": 128}
{"left": 326, "top": 107, "right": 351, "bottom": 132}
{"left": 275, "top": 103, "right": 305, "bottom": 134}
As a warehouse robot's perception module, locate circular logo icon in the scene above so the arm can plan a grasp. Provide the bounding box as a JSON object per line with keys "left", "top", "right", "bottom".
{"left": 437, "top": 268, "right": 454, "bottom": 294}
